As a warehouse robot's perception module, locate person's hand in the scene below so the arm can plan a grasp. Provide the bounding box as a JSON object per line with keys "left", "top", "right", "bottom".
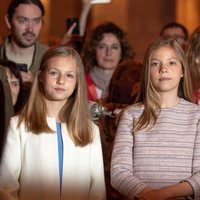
{"left": 82, "top": 0, "right": 92, "bottom": 6}
{"left": 137, "top": 188, "right": 171, "bottom": 200}
{"left": 79, "top": 0, "right": 93, "bottom": 36}
{"left": 81, "top": 0, "right": 92, "bottom": 12}
{"left": 61, "top": 22, "right": 77, "bottom": 44}
{"left": 20, "top": 70, "right": 33, "bottom": 84}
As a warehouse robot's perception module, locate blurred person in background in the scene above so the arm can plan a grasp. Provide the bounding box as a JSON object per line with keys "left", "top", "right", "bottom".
{"left": 82, "top": 21, "right": 134, "bottom": 101}
{"left": 0, "top": 0, "right": 48, "bottom": 105}
{"left": 96, "top": 59, "right": 142, "bottom": 199}
{"left": 0, "top": 59, "right": 23, "bottom": 113}
{"left": 160, "top": 22, "right": 189, "bottom": 51}
{"left": 0, "top": 81, "right": 6, "bottom": 163}
{"left": 186, "top": 27, "right": 200, "bottom": 104}
{"left": 0, "top": 66, "right": 13, "bottom": 163}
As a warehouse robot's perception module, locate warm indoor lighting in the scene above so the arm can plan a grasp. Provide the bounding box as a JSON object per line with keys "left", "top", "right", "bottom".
{"left": 176, "top": 0, "right": 200, "bottom": 35}
{"left": 40, "top": 0, "right": 51, "bottom": 40}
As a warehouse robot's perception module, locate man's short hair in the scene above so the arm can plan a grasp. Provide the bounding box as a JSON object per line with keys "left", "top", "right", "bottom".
{"left": 7, "top": 0, "right": 45, "bottom": 22}
{"left": 160, "top": 22, "right": 189, "bottom": 41}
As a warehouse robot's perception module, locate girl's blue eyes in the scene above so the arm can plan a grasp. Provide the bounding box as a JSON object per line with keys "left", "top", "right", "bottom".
{"left": 49, "top": 71, "right": 58, "bottom": 75}
{"left": 150, "top": 62, "right": 162, "bottom": 67}
{"left": 48, "top": 71, "right": 75, "bottom": 79}
{"left": 150, "top": 61, "right": 177, "bottom": 67}
{"left": 66, "top": 74, "right": 74, "bottom": 78}
{"left": 151, "top": 62, "right": 160, "bottom": 66}
{"left": 169, "top": 61, "right": 176, "bottom": 65}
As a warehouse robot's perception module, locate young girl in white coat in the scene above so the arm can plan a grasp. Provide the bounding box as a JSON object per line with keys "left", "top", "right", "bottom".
{"left": 111, "top": 38, "right": 200, "bottom": 199}
{"left": 0, "top": 45, "right": 106, "bottom": 200}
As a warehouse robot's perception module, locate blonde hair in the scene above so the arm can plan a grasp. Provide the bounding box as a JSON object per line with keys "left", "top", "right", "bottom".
{"left": 134, "top": 37, "right": 193, "bottom": 132}
{"left": 186, "top": 27, "right": 200, "bottom": 88}
{"left": 18, "top": 45, "right": 93, "bottom": 146}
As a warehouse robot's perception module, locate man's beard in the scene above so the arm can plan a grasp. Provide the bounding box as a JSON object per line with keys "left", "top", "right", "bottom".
{"left": 13, "top": 32, "right": 37, "bottom": 48}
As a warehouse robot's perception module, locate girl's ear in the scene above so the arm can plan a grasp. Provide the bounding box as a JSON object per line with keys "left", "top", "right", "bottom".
{"left": 180, "top": 66, "right": 184, "bottom": 78}
{"left": 180, "top": 69, "right": 184, "bottom": 77}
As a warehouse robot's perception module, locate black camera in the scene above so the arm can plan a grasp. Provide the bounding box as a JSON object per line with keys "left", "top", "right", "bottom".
{"left": 16, "top": 63, "right": 28, "bottom": 72}
{"left": 66, "top": 18, "right": 79, "bottom": 35}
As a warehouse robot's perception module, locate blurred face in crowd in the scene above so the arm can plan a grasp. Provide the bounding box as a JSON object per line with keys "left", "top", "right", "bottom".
{"left": 96, "top": 33, "right": 122, "bottom": 72}
{"left": 5, "top": 3, "right": 43, "bottom": 48}
{"left": 6, "top": 68, "right": 20, "bottom": 105}
{"left": 161, "top": 27, "right": 186, "bottom": 47}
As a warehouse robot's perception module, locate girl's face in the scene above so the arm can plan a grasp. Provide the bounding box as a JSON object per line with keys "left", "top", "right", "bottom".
{"left": 41, "top": 56, "right": 77, "bottom": 104}
{"left": 96, "top": 33, "right": 121, "bottom": 71}
{"left": 6, "top": 68, "right": 20, "bottom": 106}
{"left": 150, "top": 46, "right": 183, "bottom": 95}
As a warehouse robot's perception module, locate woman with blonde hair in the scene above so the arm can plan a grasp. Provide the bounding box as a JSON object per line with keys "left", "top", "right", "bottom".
{"left": 111, "top": 38, "right": 200, "bottom": 199}
{"left": 0, "top": 45, "right": 106, "bottom": 200}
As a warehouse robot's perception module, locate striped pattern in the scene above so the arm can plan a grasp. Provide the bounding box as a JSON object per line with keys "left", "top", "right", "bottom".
{"left": 111, "top": 98, "right": 200, "bottom": 199}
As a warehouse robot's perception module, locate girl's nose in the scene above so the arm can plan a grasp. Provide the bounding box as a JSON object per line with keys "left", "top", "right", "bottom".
{"left": 159, "top": 64, "right": 168, "bottom": 74}
{"left": 57, "top": 74, "right": 65, "bottom": 85}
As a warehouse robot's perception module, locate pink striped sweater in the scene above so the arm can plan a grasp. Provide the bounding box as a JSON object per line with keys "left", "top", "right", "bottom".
{"left": 111, "top": 98, "right": 200, "bottom": 199}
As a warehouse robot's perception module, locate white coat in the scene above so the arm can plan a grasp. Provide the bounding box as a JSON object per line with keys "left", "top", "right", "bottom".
{"left": 0, "top": 116, "right": 106, "bottom": 200}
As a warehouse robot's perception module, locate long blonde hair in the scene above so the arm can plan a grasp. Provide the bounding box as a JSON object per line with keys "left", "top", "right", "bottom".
{"left": 134, "top": 37, "right": 193, "bottom": 132}
{"left": 18, "top": 45, "right": 93, "bottom": 146}
{"left": 186, "top": 27, "right": 200, "bottom": 88}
